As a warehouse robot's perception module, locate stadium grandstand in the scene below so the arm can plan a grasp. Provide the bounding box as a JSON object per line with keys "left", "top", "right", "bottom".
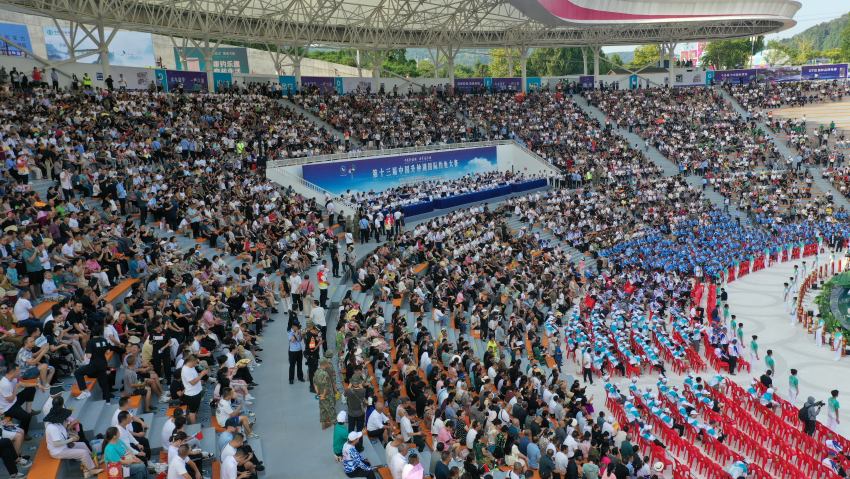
{"left": 2, "top": 0, "right": 850, "bottom": 478}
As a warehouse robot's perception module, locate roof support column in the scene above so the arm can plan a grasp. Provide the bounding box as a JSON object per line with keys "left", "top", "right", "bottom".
{"left": 592, "top": 45, "right": 601, "bottom": 82}
{"left": 439, "top": 46, "right": 459, "bottom": 84}
{"left": 427, "top": 48, "right": 441, "bottom": 79}
{"left": 201, "top": 39, "right": 221, "bottom": 92}
{"left": 356, "top": 49, "right": 362, "bottom": 77}
{"left": 519, "top": 47, "right": 529, "bottom": 92}
{"left": 662, "top": 42, "right": 677, "bottom": 86}
{"left": 371, "top": 50, "right": 384, "bottom": 79}
{"left": 95, "top": 23, "right": 117, "bottom": 80}
{"left": 581, "top": 47, "right": 588, "bottom": 76}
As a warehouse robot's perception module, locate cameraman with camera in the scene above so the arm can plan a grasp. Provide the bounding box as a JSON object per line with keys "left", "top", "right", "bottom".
{"left": 800, "top": 396, "right": 825, "bottom": 436}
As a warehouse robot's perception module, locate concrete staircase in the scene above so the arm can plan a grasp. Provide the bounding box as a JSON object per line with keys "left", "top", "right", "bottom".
{"left": 281, "top": 98, "right": 365, "bottom": 149}
{"left": 812, "top": 167, "right": 850, "bottom": 210}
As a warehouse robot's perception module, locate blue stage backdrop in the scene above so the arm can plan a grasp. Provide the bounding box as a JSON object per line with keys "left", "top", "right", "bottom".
{"left": 302, "top": 146, "right": 498, "bottom": 195}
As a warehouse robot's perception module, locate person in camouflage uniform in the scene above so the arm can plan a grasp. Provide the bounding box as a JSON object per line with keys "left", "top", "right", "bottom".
{"left": 314, "top": 351, "right": 337, "bottom": 429}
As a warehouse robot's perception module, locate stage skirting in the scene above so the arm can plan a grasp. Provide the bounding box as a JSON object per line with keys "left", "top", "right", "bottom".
{"left": 400, "top": 179, "right": 547, "bottom": 217}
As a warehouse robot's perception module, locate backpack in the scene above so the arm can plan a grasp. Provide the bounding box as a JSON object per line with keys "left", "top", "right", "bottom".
{"left": 798, "top": 405, "right": 809, "bottom": 421}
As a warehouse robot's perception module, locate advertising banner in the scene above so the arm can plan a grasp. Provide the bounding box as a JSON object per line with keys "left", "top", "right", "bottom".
{"left": 454, "top": 78, "right": 485, "bottom": 92}
{"left": 154, "top": 69, "right": 168, "bottom": 92}
{"left": 483, "top": 77, "right": 493, "bottom": 91}
{"left": 492, "top": 77, "right": 522, "bottom": 92}
{"left": 579, "top": 75, "right": 594, "bottom": 88}
{"left": 301, "top": 76, "right": 334, "bottom": 92}
{"left": 673, "top": 69, "right": 705, "bottom": 86}
{"left": 334, "top": 77, "right": 344, "bottom": 95}
{"left": 705, "top": 70, "right": 715, "bottom": 85}
{"left": 111, "top": 67, "right": 152, "bottom": 90}
{"left": 629, "top": 75, "right": 638, "bottom": 90}
{"left": 801, "top": 64, "right": 848, "bottom": 81}
{"left": 165, "top": 70, "right": 208, "bottom": 92}
{"left": 212, "top": 72, "right": 232, "bottom": 92}
{"left": 341, "top": 77, "right": 371, "bottom": 94}
{"left": 173, "top": 47, "right": 249, "bottom": 74}
{"left": 279, "top": 75, "right": 297, "bottom": 94}
{"left": 44, "top": 26, "right": 154, "bottom": 67}
{"left": 713, "top": 69, "right": 757, "bottom": 84}
{"left": 526, "top": 77, "right": 542, "bottom": 92}
{"left": 301, "top": 146, "right": 498, "bottom": 195}
{"left": 756, "top": 66, "right": 801, "bottom": 82}
{"left": 0, "top": 23, "right": 31, "bottom": 57}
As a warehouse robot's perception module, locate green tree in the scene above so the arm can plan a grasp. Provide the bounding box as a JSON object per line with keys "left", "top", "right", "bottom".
{"left": 473, "top": 61, "right": 490, "bottom": 77}
{"left": 609, "top": 53, "right": 624, "bottom": 67}
{"left": 630, "top": 44, "right": 661, "bottom": 69}
{"left": 792, "top": 38, "right": 817, "bottom": 64}
{"left": 381, "top": 49, "right": 419, "bottom": 77}
{"left": 702, "top": 37, "right": 764, "bottom": 69}
{"left": 454, "top": 64, "right": 475, "bottom": 78}
{"left": 489, "top": 48, "right": 521, "bottom": 77}
{"left": 417, "top": 59, "right": 435, "bottom": 77}
{"left": 842, "top": 21, "right": 850, "bottom": 62}
{"left": 764, "top": 39, "right": 794, "bottom": 65}
{"left": 526, "top": 47, "right": 585, "bottom": 76}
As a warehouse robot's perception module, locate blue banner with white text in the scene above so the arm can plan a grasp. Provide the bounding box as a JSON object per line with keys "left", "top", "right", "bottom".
{"left": 301, "top": 146, "right": 498, "bottom": 195}
{"left": 279, "top": 75, "right": 297, "bottom": 94}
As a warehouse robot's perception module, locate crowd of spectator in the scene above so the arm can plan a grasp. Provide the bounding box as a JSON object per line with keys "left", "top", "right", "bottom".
{"left": 455, "top": 92, "right": 663, "bottom": 183}
{"left": 0, "top": 77, "right": 848, "bottom": 479}
{"left": 585, "top": 87, "right": 781, "bottom": 175}
{"left": 725, "top": 80, "right": 850, "bottom": 111}
{"left": 296, "top": 92, "right": 478, "bottom": 150}
{"left": 0, "top": 86, "right": 355, "bottom": 479}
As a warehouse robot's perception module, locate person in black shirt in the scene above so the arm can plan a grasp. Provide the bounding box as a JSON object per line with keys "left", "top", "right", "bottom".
{"left": 73, "top": 327, "right": 112, "bottom": 402}
{"left": 149, "top": 322, "right": 171, "bottom": 380}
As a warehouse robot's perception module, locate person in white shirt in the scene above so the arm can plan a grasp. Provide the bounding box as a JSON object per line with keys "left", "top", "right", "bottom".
{"left": 216, "top": 387, "right": 255, "bottom": 438}
{"left": 116, "top": 411, "right": 144, "bottom": 458}
{"left": 389, "top": 443, "right": 409, "bottom": 479}
{"left": 12, "top": 293, "right": 32, "bottom": 324}
{"left": 167, "top": 444, "right": 191, "bottom": 479}
{"left": 221, "top": 448, "right": 246, "bottom": 479}
{"left": 44, "top": 405, "right": 101, "bottom": 477}
{"left": 180, "top": 355, "right": 207, "bottom": 424}
{"left": 160, "top": 409, "right": 183, "bottom": 450}
{"left": 366, "top": 401, "right": 390, "bottom": 443}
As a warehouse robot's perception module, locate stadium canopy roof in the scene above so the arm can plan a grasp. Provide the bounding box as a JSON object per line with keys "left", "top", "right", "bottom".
{"left": 0, "top": 0, "right": 800, "bottom": 49}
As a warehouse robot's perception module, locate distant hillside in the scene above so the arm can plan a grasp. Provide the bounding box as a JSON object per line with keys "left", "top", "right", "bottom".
{"left": 780, "top": 12, "right": 850, "bottom": 51}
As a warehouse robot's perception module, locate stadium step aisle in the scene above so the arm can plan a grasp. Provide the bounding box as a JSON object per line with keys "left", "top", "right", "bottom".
{"left": 573, "top": 93, "right": 754, "bottom": 226}
{"left": 280, "top": 98, "right": 362, "bottom": 147}
{"left": 811, "top": 166, "right": 850, "bottom": 210}
{"left": 572, "top": 94, "right": 679, "bottom": 178}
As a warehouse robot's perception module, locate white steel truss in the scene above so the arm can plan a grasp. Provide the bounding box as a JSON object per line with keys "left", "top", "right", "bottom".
{"left": 0, "top": 0, "right": 789, "bottom": 49}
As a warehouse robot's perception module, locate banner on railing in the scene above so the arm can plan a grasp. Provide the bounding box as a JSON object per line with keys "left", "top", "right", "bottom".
{"left": 739, "top": 261, "right": 750, "bottom": 278}
{"left": 713, "top": 64, "right": 848, "bottom": 84}
{"left": 803, "top": 243, "right": 819, "bottom": 257}
{"left": 753, "top": 255, "right": 765, "bottom": 272}
{"left": 301, "top": 145, "right": 498, "bottom": 195}
{"left": 707, "top": 284, "right": 717, "bottom": 321}
{"left": 801, "top": 64, "right": 848, "bottom": 81}
{"left": 792, "top": 246, "right": 801, "bottom": 259}
{"left": 728, "top": 265, "right": 736, "bottom": 283}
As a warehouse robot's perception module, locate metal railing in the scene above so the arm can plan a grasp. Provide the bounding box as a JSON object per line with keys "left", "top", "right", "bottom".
{"left": 267, "top": 140, "right": 513, "bottom": 168}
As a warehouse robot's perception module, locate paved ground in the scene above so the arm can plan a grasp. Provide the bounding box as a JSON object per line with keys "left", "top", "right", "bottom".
{"left": 724, "top": 253, "right": 850, "bottom": 438}
{"left": 773, "top": 100, "right": 850, "bottom": 132}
